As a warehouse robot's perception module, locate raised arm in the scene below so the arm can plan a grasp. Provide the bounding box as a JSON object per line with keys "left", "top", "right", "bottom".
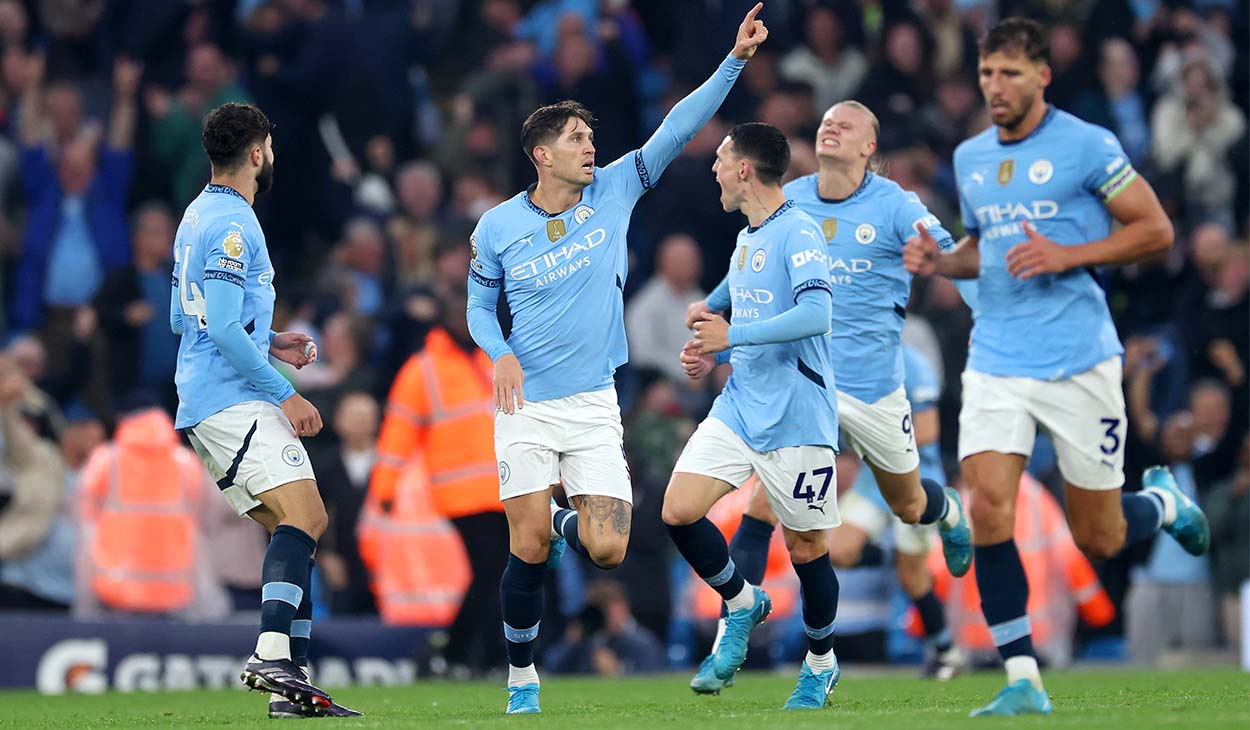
{"left": 636, "top": 3, "right": 767, "bottom": 181}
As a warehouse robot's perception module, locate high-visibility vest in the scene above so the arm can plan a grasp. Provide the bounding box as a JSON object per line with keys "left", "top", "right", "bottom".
{"left": 79, "top": 410, "right": 203, "bottom": 614}
{"left": 919, "top": 474, "right": 1115, "bottom": 652}
{"left": 370, "top": 328, "right": 500, "bottom": 520}
{"left": 358, "top": 449, "right": 471, "bottom": 626}
{"left": 690, "top": 477, "right": 800, "bottom": 619}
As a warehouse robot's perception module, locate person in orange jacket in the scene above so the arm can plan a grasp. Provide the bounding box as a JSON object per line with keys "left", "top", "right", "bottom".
{"left": 76, "top": 405, "right": 229, "bottom": 620}
{"left": 365, "top": 276, "right": 504, "bottom": 676}
{"left": 924, "top": 472, "right": 1115, "bottom": 667}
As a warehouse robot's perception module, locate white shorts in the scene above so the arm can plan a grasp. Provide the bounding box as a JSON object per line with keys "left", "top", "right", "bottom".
{"left": 838, "top": 490, "right": 935, "bottom": 556}
{"left": 838, "top": 386, "right": 920, "bottom": 475}
{"left": 185, "top": 401, "right": 315, "bottom": 517}
{"left": 495, "top": 389, "right": 632, "bottom": 504}
{"left": 958, "top": 357, "right": 1126, "bottom": 491}
{"left": 673, "top": 417, "right": 839, "bottom": 532}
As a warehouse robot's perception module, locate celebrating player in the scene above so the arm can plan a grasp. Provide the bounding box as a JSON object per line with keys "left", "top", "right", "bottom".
{"left": 904, "top": 18, "right": 1209, "bottom": 716}
{"left": 668, "top": 123, "right": 841, "bottom": 710}
{"left": 465, "top": 3, "right": 768, "bottom": 715}
{"left": 171, "top": 103, "right": 358, "bottom": 719}
{"left": 685, "top": 99, "right": 975, "bottom": 693}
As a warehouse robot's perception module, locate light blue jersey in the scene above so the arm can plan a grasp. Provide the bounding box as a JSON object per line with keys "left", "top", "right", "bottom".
{"left": 467, "top": 54, "right": 747, "bottom": 403}
{"left": 853, "top": 345, "right": 945, "bottom": 509}
{"left": 172, "top": 184, "right": 292, "bottom": 429}
{"left": 955, "top": 107, "right": 1131, "bottom": 379}
{"left": 784, "top": 173, "right": 955, "bottom": 403}
{"left": 710, "top": 202, "right": 839, "bottom": 452}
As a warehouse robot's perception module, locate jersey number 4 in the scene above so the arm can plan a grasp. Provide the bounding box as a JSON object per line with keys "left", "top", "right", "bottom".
{"left": 792, "top": 466, "right": 834, "bottom": 503}
{"left": 176, "top": 243, "right": 208, "bottom": 329}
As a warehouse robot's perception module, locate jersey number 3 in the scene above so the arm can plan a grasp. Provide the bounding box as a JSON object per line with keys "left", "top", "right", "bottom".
{"left": 176, "top": 243, "right": 208, "bottom": 330}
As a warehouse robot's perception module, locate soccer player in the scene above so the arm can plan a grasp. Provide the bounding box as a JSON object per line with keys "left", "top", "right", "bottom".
{"left": 171, "top": 103, "right": 359, "bottom": 718}
{"left": 685, "top": 99, "right": 975, "bottom": 693}
{"left": 904, "top": 18, "right": 1209, "bottom": 716}
{"left": 830, "top": 346, "right": 964, "bottom": 679}
{"left": 465, "top": 4, "right": 769, "bottom": 714}
{"left": 668, "top": 122, "right": 840, "bottom": 710}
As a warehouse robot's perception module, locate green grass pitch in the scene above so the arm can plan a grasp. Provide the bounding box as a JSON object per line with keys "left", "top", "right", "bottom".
{"left": 1, "top": 668, "right": 1245, "bottom": 729}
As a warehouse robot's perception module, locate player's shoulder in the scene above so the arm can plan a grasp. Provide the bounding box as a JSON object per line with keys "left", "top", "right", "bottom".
{"left": 1049, "top": 109, "right": 1122, "bottom": 154}
{"left": 782, "top": 173, "right": 818, "bottom": 201}
{"left": 474, "top": 193, "right": 529, "bottom": 237}
{"left": 865, "top": 173, "right": 914, "bottom": 203}
{"left": 954, "top": 125, "right": 999, "bottom": 163}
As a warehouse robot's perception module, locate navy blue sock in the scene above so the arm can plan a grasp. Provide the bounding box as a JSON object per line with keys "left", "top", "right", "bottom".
{"left": 792, "top": 553, "right": 838, "bottom": 655}
{"left": 553, "top": 508, "right": 588, "bottom": 557}
{"left": 666, "top": 518, "right": 746, "bottom": 601}
{"left": 1122, "top": 492, "right": 1165, "bottom": 547}
{"left": 918, "top": 478, "right": 949, "bottom": 525}
{"left": 260, "top": 525, "right": 317, "bottom": 643}
{"left": 720, "top": 515, "right": 774, "bottom": 618}
{"left": 974, "top": 540, "right": 1035, "bottom": 660}
{"left": 290, "top": 558, "right": 314, "bottom": 665}
{"left": 913, "top": 590, "right": 951, "bottom": 651}
{"left": 500, "top": 554, "right": 546, "bottom": 667}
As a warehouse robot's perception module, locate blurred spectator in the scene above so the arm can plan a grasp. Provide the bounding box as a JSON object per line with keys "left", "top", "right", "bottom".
{"left": 75, "top": 406, "right": 227, "bottom": 619}
{"left": 311, "top": 391, "right": 379, "bottom": 616}
{"left": 1152, "top": 58, "right": 1246, "bottom": 228}
{"left": 290, "top": 312, "right": 377, "bottom": 418}
{"left": 0, "top": 354, "right": 69, "bottom": 610}
{"left": 913, "top": 0, "right": 978, "bottom": 81}
{"left": 1044, "top": 21, "right": 1087, "bottom": 113}
{"left": 146, "top": 43, "right": 251, "bottom": 206}
{"left": 387, "top": 161, "right": 443, "bottom": 289}
{"left": 778, "top": 6, "right": 866, "bottom": 112}
{"left": 625, "top": 233, "right": 705, "bottom": 386}
{"left": 547, "top": 579, "right": 665, "bottom": 676}
{"left": 202, "top": 484, "right": 269, "bottom": 614}
{"left": 856, "top": 20, "right": 931, "bottom": 150}
{"left": 94, "top": 201, "right": 179, "bottom": 413}
{"left": 1075, "top": 38, "right": 1153, "bottom": 166}
{"left": 1125, "top": 411, "right": 1216, "bottom": 666}
{"left": 12, "top": 56, "right": 139, "bottom": 333}
{"left": 1204, "top": 433, "right": 1249, "bottom": 650}
{"left": 328, "top": 216, "right": 388, "bottom": 316}
{"left": 371, "top": 282, "right": 505, "bottom": 675}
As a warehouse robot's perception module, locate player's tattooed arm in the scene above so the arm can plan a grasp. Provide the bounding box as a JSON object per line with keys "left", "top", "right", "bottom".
{"left": 571, "top": 495, "right": 632, "bottom": 536}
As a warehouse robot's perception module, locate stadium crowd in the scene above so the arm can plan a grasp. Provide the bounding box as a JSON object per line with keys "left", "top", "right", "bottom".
{"left": 0, "top": 0, "right": 1245, "bottom": 679}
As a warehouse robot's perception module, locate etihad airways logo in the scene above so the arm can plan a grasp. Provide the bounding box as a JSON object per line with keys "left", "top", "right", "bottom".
{"left": 510, "top": 228, "right": 606, "bottom": 286}
{"left": 972, "top": 200, "right": 1059, "bottom": 226}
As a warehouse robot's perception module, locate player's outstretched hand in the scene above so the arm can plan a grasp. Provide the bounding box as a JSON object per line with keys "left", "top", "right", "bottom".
{"left": 680, "top": 340, "right": 714, "bottom": 381}
{"left": 282, "top": 393, "right": 323, "bottom": 437}
{"left": 685, "top": 298, "right": 713, "bottom": 330}
{"left": 692, "top": 312, "right": 730, "bottom": 355}
{"left": 731, "top": 2, "right": 768, "bottom": 61}
{"left": 494, "top": 353, "right": 525, "bottom": 415}
{"left": 1006, "top": 221, "right": 1073, "bottom": 279}
{"left": 270, "top": 331, "right": 317, "bottom": 369}
{"left": 903, "top": 221, "right": 940, "bottom": 276}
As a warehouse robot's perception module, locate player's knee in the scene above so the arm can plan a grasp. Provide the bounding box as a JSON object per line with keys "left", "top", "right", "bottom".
{"left": 1073, "top": 522, "right": 1125, "bottom": 560}
{"left": 891, "top": 496, "right": 925, "bottom": 525}
{"left": 301, "top": 503, "right": 329, "bottom": 541}
{"left": 968, "top": 492, "right": 1013, "bottom": 538}
{"left": 661, "top": 499, "right": 697, "bottom": 527}
{"left": 826, "top": 541, "right": 862, "bottom": 568}
{"left": 786, "top": 534, "right": 828, "bottom": 564}
{"left": 511, "top": 535, "right": 551, "bottom": 564}
{"left": 589, "top": 544, "right": 627, "bottom": 570}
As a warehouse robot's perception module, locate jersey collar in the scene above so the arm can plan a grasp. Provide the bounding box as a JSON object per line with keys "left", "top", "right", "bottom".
{"left": 816, "top": 171, "right": 873, "bottom": 204}
{"left": 747, "top": 199, "right": 794, "bottom": 233}
{"left": 204, "top": 183, "right": 247, "bottom": 202}
{"left": 522, "top": 184, "right": 585, "bottom": 218}
{"left": 996, "top": 105, "right": 1057, "bottom": 147}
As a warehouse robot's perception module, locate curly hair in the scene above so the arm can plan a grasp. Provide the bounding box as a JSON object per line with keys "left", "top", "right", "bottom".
{"left": 201, "top": 102, "right": 272, "bottom": 169}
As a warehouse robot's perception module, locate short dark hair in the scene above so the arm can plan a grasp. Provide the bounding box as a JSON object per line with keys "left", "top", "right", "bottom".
{"left": 202, "top": 103, "right": 272, "bottom": 169}
{"left": 520, "top": 100, "right": 595, "bottom": 166}
{"left": 980, "top": 17, "right": 1049, "bottom": 63}
{"left": 727, "top": 122, "right": 790, "bottom": 185}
